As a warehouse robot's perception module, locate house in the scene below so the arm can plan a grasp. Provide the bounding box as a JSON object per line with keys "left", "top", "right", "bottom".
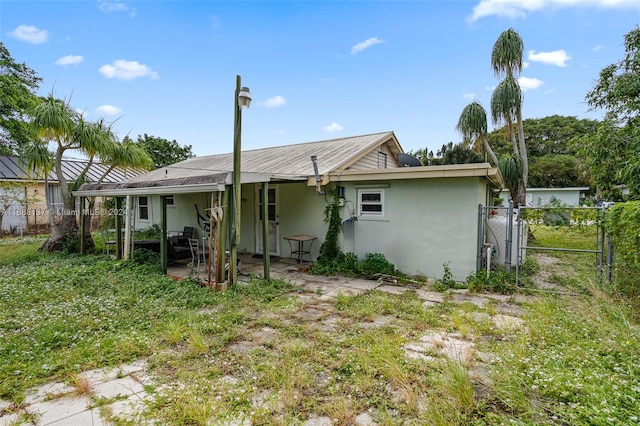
{"left": 500, "top": 187, "right": 590, "bottom": 207}
{"left": 74, "top": 132, "right": 502, "bottom": 281}
{"left": 0, "top": 155, "right": 146, "bottom": 233}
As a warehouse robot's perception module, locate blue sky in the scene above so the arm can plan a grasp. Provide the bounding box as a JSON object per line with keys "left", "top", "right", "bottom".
{"left": 2, "top": 0, "right": 640, "bottom": 158}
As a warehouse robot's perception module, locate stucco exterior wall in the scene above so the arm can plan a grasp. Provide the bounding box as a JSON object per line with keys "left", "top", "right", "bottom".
{"left": 341, "top": 177, "right": 488, "bottom": 281}
{"left": 240, "top": 183, "right": 328, "bottom": 259}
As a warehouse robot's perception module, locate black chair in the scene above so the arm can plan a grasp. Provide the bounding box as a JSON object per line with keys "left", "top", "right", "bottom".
{"left": 169, "top": 226, "right": 195, "bottom": 247}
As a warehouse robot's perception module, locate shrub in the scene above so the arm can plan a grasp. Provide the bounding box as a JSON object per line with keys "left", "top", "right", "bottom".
{"left": 360, "top": 252, "right": 395, "bottom": 276}
{"left": 606, "top": 201, "right": 640, "bottom": 299}
{"left": 433, "top": 262, "right": 464, "bottom": 291}
{"left": 466, "top": 267, "right": 516, "bottom": 294}
{"left": 313, "top": 252, "right": 397, "bottom": 279}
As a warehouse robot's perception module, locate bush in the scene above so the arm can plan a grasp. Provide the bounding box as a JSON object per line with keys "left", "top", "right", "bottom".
{"left": 606, "top": 201, "right": 640, "bottom": 299}
{"left": 466, "top": 268, "right": 517, "bottom": 294}
{"left": 360, "top": 253, "right": 395, "bottom": 276}
{"left": 312, "top": 252, "right": 397, "bottom": 278}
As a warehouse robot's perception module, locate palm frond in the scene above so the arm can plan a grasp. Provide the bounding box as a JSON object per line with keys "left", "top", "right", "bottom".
{"left": 491, "top": 28, "right": 524, "bottom": 78}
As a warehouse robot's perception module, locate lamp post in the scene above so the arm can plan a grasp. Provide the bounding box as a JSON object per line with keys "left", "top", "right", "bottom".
{"left": 231, "top": 75, "right": 252, "bottom": 287}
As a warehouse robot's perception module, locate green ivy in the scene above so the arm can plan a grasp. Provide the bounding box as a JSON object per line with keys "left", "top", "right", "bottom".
{"left": 318, "top": 189, "right": 342, "bottom": 262}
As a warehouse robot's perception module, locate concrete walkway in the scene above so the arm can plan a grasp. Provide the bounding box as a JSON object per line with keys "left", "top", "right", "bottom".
{"left": 1, "top": 259, "right": 527, "bottom": 425}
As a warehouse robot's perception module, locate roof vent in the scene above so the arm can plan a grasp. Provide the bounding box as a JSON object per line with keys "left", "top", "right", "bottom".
{"left": 310, "top": 155, "right": 324, "bottom": 195}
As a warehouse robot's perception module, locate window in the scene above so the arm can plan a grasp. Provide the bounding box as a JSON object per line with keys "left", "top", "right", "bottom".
{"left": 138, "top": 196, "right": 149, "bottom": 220}
{"left": 166, "top": 195, "right": 175, "bottom": 207}
{"left": 358, "top": 189, "right": 384, "bottom": 217}
{"left": 378, "top": 152, "right": 387, "bottom": 169}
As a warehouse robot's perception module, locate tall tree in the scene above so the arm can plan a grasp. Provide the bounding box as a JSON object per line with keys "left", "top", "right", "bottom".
{"left": 0, "top": 42, "right": 41, "bottom": 154}
{"left": 490, "top": 28, "right": 528, "bottom": 206}
{"left": 27, "top": 92, "right": 153, "bottom": 251}
{"left": 128, "top": 133, "right": 193, "bottom": 169}
{"left": 577, "top": 26, "right": 640, "bottom": 200}
{"left": 456, "top": 101, "right": 500, "bottom": 167}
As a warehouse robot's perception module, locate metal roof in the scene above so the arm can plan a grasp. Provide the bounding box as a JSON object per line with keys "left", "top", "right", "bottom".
{"left": 74, "top": 132, "right": 400, "bottom": 196}
{"left": 0, "top": 155, "right": 146, "bottom": 183}
{"left": 152, "top": 131, "right": 400, "bottom": 181}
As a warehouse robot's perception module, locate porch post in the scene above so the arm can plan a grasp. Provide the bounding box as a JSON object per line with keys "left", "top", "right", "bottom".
{"left": 217, "top": 187, "right": 230, "bottom": 284}
{"left": 123, "top": 195, "right": 131, "bottom": 260}
{"left": 160, "top": 195, "right": 168, "bottom": 274}
{"left": 114, "top": 197, "right": 123, "bottom": 259}
{"left": 261, "top": 182, "right": 270, "bottom": 280}
{"left": 79, "top": 196, "right": 86, "bottom": 254}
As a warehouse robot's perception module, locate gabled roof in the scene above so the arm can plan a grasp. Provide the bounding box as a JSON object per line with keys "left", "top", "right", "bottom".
{"left": 0, "top": 155, "right": 146, "bottom": 184}
{"left": 74, "top": 131, "right": 503, "bottom": 197}
{"left": 151, "top": 131, "right": 401, "bottom": 181}
{"left": 75, "top": 132, "right": 401, "bottom": 196}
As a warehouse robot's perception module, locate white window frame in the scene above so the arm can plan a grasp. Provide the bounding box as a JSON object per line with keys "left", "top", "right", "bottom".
{"left": 138, "top": 196, "right": 149, "bottom": 221}
{"left": 358, "top": 189, "right": 385, "bottom": 217}
{"left": 166, "top": 195, "right": 175, "bottom": 207}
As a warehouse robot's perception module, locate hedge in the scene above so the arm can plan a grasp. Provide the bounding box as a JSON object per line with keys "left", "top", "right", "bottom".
{"left": 606, "top": 201, "right": 640, "bottom": 298}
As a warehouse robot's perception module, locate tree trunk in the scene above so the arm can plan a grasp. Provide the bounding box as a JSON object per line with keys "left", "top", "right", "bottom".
{"left": 517, "top": 112, "right": 528, "bottom": 187}
{"left": 483, "top": 137, "right": 500, "bottom": 168}
{"left": 41, "top": 212, "right": 78, "bottom": 251}
{"left": 514, "top": 180, "right": 526, "bottom": 208}
{"left": 41, "top": 148, "right": 79, "bottom": 252}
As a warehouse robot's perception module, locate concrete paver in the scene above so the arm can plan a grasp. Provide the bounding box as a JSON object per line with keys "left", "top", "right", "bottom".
{"left": 25, "top": 395, "right": 92, "bottom": 425}
{"left": 2, "top": 258, "right": 528, "bottom": 426}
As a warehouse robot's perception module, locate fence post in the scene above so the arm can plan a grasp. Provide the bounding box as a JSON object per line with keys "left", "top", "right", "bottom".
{"left": 606, "top": 233, "right": 613, "bottom": 282}
{"left": 515, "top": 205, "right": 521, "bottom": 285}
{"left": 476, "top": 204, "right": 484, "bottom": 274}
{"left": 505, "top": 201, "right": 513, "bottom": 273}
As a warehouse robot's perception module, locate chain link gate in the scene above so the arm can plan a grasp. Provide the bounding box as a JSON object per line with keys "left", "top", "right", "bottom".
{"left": 477, "top": 203, "right": 611, "bottom": 284}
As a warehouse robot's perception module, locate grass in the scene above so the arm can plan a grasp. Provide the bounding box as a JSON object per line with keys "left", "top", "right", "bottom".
{"left": 1, "top": 225, "right": 639, "bottom": 425}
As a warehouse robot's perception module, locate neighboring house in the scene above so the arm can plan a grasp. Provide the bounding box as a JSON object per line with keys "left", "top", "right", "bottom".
{"left": 75, "top": 131, "right": 502, "bottom": 280}
{"left": 500, "top": 187, "right": 590, "bottom": 207}
{"left": 0, "top": 155, "right": 146, "bottom": 233}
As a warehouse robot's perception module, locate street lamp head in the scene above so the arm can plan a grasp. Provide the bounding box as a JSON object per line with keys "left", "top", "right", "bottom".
{"left": 238, "top": 87, "right": 252, "bottom": 109}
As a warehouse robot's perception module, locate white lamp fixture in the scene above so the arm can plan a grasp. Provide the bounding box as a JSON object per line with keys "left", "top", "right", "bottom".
{"left": 238, "top": 87, "right": 252, "bottom": 108}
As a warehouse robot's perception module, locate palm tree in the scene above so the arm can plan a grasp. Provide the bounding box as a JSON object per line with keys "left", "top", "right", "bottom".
{"left": 80, "top": 135, "right": 153, "bottom": 247}
{"left": 490, "top": 76, "right": 521, "bottom": 155}
{"left": 28, "top": 94, "right": 79, "bottom": 250}
{"left": 27, "top": 92, "right": 153, "bottom": 251}
{"left": 456, "top": 101, "right": 500, "bottom": 167}
{"left": 490, "top": 28, "right": 529, "bottom": 206}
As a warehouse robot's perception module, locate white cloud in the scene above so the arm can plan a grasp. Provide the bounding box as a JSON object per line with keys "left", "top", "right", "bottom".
{"left": 98, "top": 1, "right": 136, "bottom": 16}
{"left": 55, "top": 55, "right": 84, "bottom": 66}
{"left": 351, "top": 37, "right": 385, "bottom": 55}
{"left": 463, "top": 92, "right": 476, "bottom": 100}
{"left": 323, "top": 122, "right": 343, "bottom": 132}
{"left": 518, "top": 76, "right": 543, "bottom": 91}
{"left": 262, "top": 95, "right": 287, "bottom": 108}
{"left": 470, "top": 0, "right": 639, "bottom": 21}
{"left": 99, "top": 60, "right": 159, "bottom": 80}
{"left": 593, "top": 44, "right": 605, "bottom": 51}
{"left": 10, "top": 25, "right": 48, "bottom": 44}
{"left": 528, "top": 50, "right": 571, "bottom": 67}
{"left": 95, "top": 105, "right": 122, "bottom": 116}
{"left": 523, "top": 61, "right": 530, "bottom": 69}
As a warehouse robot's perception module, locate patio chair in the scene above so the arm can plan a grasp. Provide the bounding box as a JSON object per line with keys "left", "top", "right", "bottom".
{"left": 169, "top": 226, "right": 195, "bottom": 247}
{"left": 102, "top": 229, "right": 116, "bottom": 255}
{"left": 188, "top": 237, "right": 209, "bottom": 277}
